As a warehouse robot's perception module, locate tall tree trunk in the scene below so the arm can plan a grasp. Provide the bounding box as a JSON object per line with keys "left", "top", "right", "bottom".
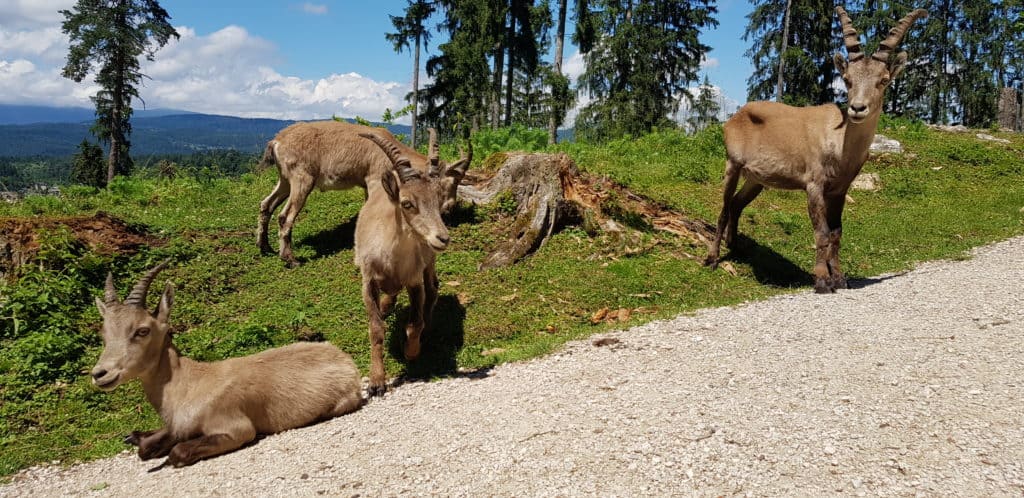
{"left": 548, "top": 0, "right": 567, "bottom": 145}
{"left": 776, "top": 0, "right": 792, "bottom": 102}
{"left": 504, "top": 13, "right": 516, "bottom": 127}
{"left": 491, "top": 42, "right": 505, "bottom": 129}
{"left": 412, "top": 31, "right": 421, "bottom": 148}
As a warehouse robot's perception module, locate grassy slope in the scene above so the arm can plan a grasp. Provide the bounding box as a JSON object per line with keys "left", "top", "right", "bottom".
{"left": 1, "top": 122, "right": 1022, "bottom": 477}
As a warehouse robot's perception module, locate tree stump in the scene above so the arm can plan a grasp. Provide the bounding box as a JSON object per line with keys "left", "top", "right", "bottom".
{"left": 457, "top": 152, "right": 714, "bottom": 269}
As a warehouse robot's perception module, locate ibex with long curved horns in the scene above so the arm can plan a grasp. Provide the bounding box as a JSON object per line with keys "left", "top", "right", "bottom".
{"left": 91, "top": 261, "right": 362, "bottom": 468}
{"left": 705, "top": 6, "right": 928, "bottom": 293}
{"left": 257, "top": 121, "right": 470, "bottom": 267}
{"left": 354, "top": 132, "right": 452, "bottom": 396}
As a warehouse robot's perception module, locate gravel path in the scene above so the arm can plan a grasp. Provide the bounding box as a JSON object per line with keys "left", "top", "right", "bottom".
{"left": 4, "top": 236, "right": 1023, "bottom": 497}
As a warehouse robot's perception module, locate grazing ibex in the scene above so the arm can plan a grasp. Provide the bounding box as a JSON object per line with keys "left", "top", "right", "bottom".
{"left": 257, "top": 121, "right": 471, "bottom": 267}
{"left": 705, "top": 6, "right": 928, "bottom": 293}
{"left": 355, "top": 132, "right": 451, "bottom": 396}
{"left": 91, "top": 261, "right": 362, "bottom": 469}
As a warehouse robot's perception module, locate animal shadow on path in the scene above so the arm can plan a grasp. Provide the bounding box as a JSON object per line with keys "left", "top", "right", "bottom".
{"left": 296, "top": 216, "right": 358, "bottom": 262}
{"left": 387, "top": 294, "right": 467, "bottom": 383}
{"left": 719, "top": 234, "right": 814, "bottom": 288}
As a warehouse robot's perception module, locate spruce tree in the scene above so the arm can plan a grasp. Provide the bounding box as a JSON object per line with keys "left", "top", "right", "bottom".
{"left": 61, "top": 0, "right": 178, "bottom": 184}
{"left": 70, "top": 139, "right": 106, "bottom": 188}
{"left": 576, "top": 0, "right": 718, "bottom": 141}
{"left": 744, "top": 0, "right": 837, "bottom": 106}
{"left": 386, "top": 0, "right": 436, "bottom": 148}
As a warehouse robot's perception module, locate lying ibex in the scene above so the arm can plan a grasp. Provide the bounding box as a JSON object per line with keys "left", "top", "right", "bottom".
{"left": 257, "top": 121, "right": 471, "bottom": 267}
{"left": 91, "top": 261, "right": 362, "bottom": 469}
{"left": 705, "top": 6, "right": 928, "bottom": 293}
{"left": 355, "top": 132, "right": 451, "bottom": 396}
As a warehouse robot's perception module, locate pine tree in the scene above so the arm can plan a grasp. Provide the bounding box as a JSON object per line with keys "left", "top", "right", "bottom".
{"left": 745, "top": 0, "right": 837, "bottom": 106}
{"left": 386, "top": 0, "right": 436, "bottom": 148}
{"left": 61, "top": 0, "right": 179, "bottom": 184}
{"left": 70, "top": 139, "right": 106, "bottom": 187}
{"left": 547, "top": 0, "right": 569, "bottom": 144}
{"left": 688, "top": 75, "right": 721, "bottom": 133}
{"left": 576, "top": 0, "right": 718, "bottom": 141}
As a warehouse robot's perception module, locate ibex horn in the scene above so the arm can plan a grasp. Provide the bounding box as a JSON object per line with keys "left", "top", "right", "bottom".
{"left": 428, "top": 128, "right": 440, "bottom": 171}
{"left": 835, "top": 6, "right": 863, "bottom": 61}
{"left": 124, "top": 259, "right": 170, "bottom": 306}
{"left": 358, "top": 132, "right": 419, "bottom": 181}
{"left": 872, "top": 8, "right": 928, "bottom": 63}
{"left": 104, "top": 273, "right": 119, "bottom": 305}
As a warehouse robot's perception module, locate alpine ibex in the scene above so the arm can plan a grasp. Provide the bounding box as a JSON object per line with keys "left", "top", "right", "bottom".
{"left": 355, "top": 132, "right": 451, "bottom": 396}
{"left": 257, "top": 121, "right": 471, "bottom": 267}
{"left": 705, "top": 6, "right": 928, "bottom": 293}
{"left": 91, "top": 261, "right": 362, "bottom": 469}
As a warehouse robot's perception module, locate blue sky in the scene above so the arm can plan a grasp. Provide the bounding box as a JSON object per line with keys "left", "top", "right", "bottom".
{"left": 0, "top": 0, "right": 755, "bottom": 124}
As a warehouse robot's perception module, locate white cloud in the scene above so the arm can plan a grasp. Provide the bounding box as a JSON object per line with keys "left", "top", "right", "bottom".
{"left": 700, "top": 56, "right": 719, "bottom": 70}
{"left": 562, "top": 50, "right": 585, "bottom": 81}
{"left": 301, "top": 3, "right": 328, "bottom": 15}
{"left": 0, "top": 2, "right": 411, "bottom": 124}
{"left": 0, "top": 0, "right": 73, "bottom": 30}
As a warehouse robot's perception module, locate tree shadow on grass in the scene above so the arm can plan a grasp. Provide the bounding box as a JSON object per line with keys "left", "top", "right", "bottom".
{"left": 386, "top": 294, "right": 466, "bottom": 382}
{"left": 296, "top": 216, "right": 358, "bottom": 261}
{"left": 719, "top": 234, "right": 813, "bottom": 288}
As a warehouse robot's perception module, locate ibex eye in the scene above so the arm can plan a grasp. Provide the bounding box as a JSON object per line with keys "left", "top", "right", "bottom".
{"left": 401, "top": 201, "right": 414, "bottom": 209}
{"left": 134, "top": 328, "right": 150, "bottom": 338}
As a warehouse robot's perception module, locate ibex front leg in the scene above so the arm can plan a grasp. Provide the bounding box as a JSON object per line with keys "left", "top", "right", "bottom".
{"left": 362, "top": 279, "right": 388, "bottom": 396}
{"left": 824, "top": 193, "right": 848, "bottom": 290}
{"left": 404, "top": 284, "right": 425, "bottom": 361}
{"left": 806, "top": 184, "right": 833, "bottom": 293}
{"left": 162, "top": 420, "right": 256, "bottom": 469}
{"left": 134, "top": 428, "right": 178, "bottom": 461}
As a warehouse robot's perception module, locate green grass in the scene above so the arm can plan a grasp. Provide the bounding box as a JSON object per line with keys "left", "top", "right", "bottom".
{"left": 1, "top": 122, "right": 1023, "bottom": 478}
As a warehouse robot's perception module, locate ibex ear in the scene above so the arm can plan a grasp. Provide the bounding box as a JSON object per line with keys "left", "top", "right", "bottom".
{"left": 446, "top": 158, "right": 469, "bottom": 179}
{"left": 889, "top": 51, "right": 909, "bottom": 81}
{"left": 381, "top": 170, "right": 400, "bottom": 202}
{"left": 833, "top": 53, "right": 848, "bottom": 75}
{"left": 95, "top": 297, "right": 107, "bottom": 317}
{"left": 155, "top": 282, "right": 174, "bottom": 324}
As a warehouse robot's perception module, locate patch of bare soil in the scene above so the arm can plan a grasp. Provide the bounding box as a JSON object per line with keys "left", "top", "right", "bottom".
{"left": 0, "top": 212, "right": 163, "bottom": 277}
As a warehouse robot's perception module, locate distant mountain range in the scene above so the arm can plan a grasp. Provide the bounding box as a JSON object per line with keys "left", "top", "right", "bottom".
{"left": 0, "top": 105, "right": 412, "bottom": 157}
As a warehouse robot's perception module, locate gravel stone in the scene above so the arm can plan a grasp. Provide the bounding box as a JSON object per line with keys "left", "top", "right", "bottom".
{"left": 3, "top": 236, "right": 1024, "bottom": 497}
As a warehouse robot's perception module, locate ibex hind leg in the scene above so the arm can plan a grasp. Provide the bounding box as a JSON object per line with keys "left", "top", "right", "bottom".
{"left": 725, "top": 181, "right": 764, "bottom": 249}
{"left": 705, "top": 159, "right": 742, "bottom": 268}
{"left": 277, "top": 179, "right": 314, "bottom": 268}
{"left": 257, "top": 178, "right": 289, "bottom": 254}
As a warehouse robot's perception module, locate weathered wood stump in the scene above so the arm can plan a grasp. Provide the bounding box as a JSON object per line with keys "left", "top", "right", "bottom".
{"left": 457, "top": 152, "right": 714, "bottom": 269}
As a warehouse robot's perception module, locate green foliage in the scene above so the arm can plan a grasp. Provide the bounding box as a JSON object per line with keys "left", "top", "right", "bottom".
{"left": 61, "top": 0, "right": 179, "bottom": 182}
{"left": 576, "top": 0, "right": 718, "bottom": 141}
{"left": 70, "top": 140, "right": 106, "bottom": 188}
{"left": 745, "top": 0, "right": 836, "bottom": 105}
{"left": 472, "top": 125, "right": 549, "bottom": 159}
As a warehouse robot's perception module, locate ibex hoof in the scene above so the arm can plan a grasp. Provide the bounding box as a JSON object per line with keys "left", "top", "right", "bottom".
{"left": 284, "top": 259, "right": 300, "bottom": 269}
{"left": 124, "top": 433, "right": 140, "bottom": 446}
{"left": 813, "top": 278, "right": 835, "bottom": 294}
{"left": 367, "top": 384, "right": 387, "bottom": 397}
{"left": 258, "top": 243, "right": 274, "bottom": 255}
{"left": 703, "top": 255, "right": 719, "bottom": 269}
{"left": 831, "top": 276, "right": 849, "bottom": 290}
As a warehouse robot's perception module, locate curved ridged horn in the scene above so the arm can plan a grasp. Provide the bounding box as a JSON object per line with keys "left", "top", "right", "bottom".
{"left": 358, "top": 132, "right": 419, "bottom": 181}
{"left": 104, "top": 272, "right": 119, "bottom": 305}
{"left": 124, "top": 259, "right": 170, "bottom": 306}
{"left": 428, "top": 128, "right": 440, "bottom": 167}
{"left": 835, "top": 6, "right": 864, "bottom": 61}
{"left": 872, "top": 8, "right": 928, "bottom": 63}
